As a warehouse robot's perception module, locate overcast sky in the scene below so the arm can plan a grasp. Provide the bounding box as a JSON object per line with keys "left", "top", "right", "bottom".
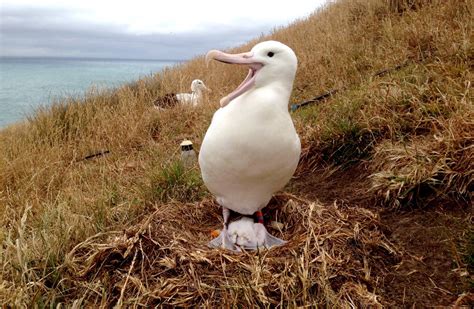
{"left": 0, "top": 0, "right": 328, "bottom": 60}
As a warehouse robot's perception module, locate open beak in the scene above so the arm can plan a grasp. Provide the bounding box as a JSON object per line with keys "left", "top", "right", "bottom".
{"left": 206, "top": 50, "right": 262, "bottom": 107}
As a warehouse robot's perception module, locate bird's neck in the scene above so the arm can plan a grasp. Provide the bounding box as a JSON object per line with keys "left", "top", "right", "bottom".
{"left": 192, "top": 89, "right": 203, "bottom": 97}
{"left": 191, "top": 90, "right": 202, "bottom": 106}
{"left": 246, "top": 80, "right": 293, "bottom": 111}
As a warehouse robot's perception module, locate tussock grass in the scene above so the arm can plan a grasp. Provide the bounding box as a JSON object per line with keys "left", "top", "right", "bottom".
{"left": 370, "top": 114, "right": 473, "bottom": 207}
{"left": 146, "top": 160, "right": 205, "bottom": 203}
{"left": 0, "top": 0, "right": 472, "bottom": 306}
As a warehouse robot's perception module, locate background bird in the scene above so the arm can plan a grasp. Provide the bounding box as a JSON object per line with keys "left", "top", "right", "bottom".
{"left": 153, "top": 79, "right": 209, "bottom": 109}
{"left": 200, "top": 41, "right": 301, "bottom": 250}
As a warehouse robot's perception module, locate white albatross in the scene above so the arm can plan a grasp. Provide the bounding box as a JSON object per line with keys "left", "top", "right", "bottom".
{"left": 176, "top": 79, "right": 209, "bottom": 106}
{"left": 199, "top": 41, "right": 301, "bottom": 250}
{"left": 153, "top": 79, "right": 209, "bottom": 109}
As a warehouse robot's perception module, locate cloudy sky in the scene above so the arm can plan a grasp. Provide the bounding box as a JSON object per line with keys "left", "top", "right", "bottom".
{"left": 0, "top": 0, "right": 328, "bottom": 60}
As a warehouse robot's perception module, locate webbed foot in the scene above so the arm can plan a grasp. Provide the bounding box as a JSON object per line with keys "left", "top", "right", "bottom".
{"left": 254, "top": 223, "right": 286, "bottom": 248}
{"left": 208, "top": 229, "right": 240, "bottom": 251}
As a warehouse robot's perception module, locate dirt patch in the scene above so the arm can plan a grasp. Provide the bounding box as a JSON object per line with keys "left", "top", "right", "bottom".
{"left": 292, "top": 163, "right": 474, "bottom": 307}
{"left": 380, "top": 205, "right": 473, "bottom": 307}
{"left": 292, "top": 162, "right": 374, "bottom": 206}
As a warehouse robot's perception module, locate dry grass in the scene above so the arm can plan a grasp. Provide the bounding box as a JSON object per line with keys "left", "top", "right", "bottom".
{"left": 0, "top": 0, "right": 472, "bottom": 306}
{"left": 370, "top": 117, "right": 473, "bottom": 207}
{"left": 63, "top": 194, "right": 397, "bottom": 307}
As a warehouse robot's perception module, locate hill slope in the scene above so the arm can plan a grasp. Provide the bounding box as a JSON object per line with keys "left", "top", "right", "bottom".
{"left": 0, "top": 0, "right": 472, "bottom": 306}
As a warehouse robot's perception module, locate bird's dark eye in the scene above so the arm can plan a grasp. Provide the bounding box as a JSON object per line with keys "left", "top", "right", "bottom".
{"left": 267, "top": 52, "right": 274, "bottom": 57}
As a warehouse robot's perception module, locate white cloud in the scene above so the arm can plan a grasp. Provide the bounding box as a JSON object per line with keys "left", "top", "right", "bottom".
{"left": 3, "top": 0, "right": 325, "bottom": 33}
{"left": 0, "top": 0, "right": 327, "bottom": 58}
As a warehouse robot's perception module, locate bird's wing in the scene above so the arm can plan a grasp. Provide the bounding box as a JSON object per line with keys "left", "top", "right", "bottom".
{"left": 176, "top": 93, "right": 193, "bottom": 104}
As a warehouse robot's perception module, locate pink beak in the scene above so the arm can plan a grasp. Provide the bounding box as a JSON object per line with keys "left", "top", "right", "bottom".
{"left": 206, "top": 50, "right": 263, "bottom": 107}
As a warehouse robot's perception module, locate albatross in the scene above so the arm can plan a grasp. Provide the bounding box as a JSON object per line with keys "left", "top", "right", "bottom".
{"left": 176, "top": 79, "right": 209, "bottom": 106}
{"left": 153, "top": 79, "right": 209, "bottom": 109}
{"left": 199, "top": 41, "right": 301, "bottom": 250}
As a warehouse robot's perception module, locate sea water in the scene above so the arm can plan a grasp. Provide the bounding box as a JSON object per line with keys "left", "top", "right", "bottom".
{"left": 0, "top": 57, "right": 178, "bottom": 128}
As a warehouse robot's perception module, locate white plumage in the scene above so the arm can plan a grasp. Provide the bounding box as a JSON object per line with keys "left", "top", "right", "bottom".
{"left": 200, "top": 41, "right": 301, "bottom": 250}
{"left": 227, "top": 217, "right": 265, "bottom": 249}
{"left": 176, "top": 79, "right": 209, "bottom": 106}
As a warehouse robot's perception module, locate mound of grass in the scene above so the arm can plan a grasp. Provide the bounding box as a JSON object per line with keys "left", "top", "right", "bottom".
{"left": 64, "top": 194, "right": 398, "bottom": 307}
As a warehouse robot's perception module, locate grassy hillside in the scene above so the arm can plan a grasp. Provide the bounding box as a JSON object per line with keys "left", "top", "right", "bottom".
{"left": 1, "top": 0, "right": 472, "bottom": 306}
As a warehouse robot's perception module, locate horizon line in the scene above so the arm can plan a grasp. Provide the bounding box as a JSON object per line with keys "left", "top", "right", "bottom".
{"left": 0, "top": 55, "right": 187, "bottom": 62}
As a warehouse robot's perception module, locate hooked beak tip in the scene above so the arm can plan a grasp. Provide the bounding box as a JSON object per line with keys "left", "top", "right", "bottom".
{"left": 220, "top": 96, "right": 230, "bottom": 107}
{"left": 205, "top": 50, "right": 219, "bottom": 67}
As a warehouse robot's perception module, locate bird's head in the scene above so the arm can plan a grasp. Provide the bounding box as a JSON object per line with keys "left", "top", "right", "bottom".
{"left": 206, "top": 41, "right": 297, "bottom": 107}
{"left": 190, "top": 79, "right": 209, "bottom": 93}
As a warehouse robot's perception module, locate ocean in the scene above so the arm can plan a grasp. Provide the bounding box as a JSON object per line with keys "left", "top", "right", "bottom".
{"left": 0, "top": 57, "right": 178, "bottom": 128}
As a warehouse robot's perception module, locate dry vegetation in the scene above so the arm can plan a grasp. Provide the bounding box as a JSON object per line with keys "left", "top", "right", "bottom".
{"left": 0, "top": 0, "right": 472, "bottom": 307}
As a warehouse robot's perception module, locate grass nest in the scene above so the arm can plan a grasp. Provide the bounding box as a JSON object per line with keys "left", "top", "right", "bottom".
{"left": 63, "top": 193, "right": 400, "bottom": 307}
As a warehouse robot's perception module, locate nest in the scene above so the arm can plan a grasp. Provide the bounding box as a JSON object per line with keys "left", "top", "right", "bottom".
{"left": 64, "top": 194, "right": 400, "bottom": 307}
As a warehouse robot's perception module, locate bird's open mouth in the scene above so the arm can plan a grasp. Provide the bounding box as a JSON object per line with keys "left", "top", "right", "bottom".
{"left": 223, "top": 66, "right": 261, "bottom": 106}
{"left": 206, "top": 50, "right": 263, "bottom": 107}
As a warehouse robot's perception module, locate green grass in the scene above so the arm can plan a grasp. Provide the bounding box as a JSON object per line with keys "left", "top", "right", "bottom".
{"left": 147, "top": 160, "right": 206, "bottom": 203}
{"left": 465, "top": 231, "right": 474, "bottom": 273}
